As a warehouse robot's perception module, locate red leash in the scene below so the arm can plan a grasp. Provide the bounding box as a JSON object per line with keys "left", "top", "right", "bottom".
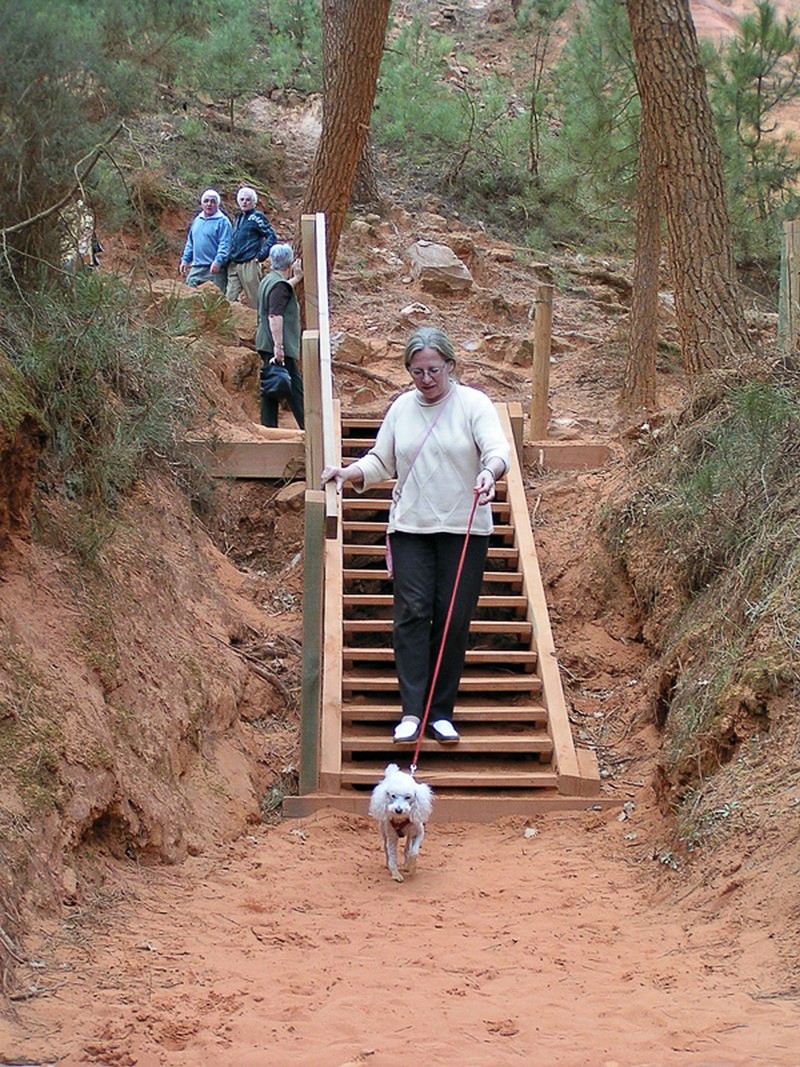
{"left": 409, "top": 488, "right": 481, "bottom": 776}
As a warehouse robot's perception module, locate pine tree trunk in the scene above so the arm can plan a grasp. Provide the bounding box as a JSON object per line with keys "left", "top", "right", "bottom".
{"left": 351, "top": 135, "right": 381, "bottom": 207}
{"left": 626, "top": 0, "right": 751, "bottom": 375}
{"left": 623, "top": 108, "right": 660, "bottom": 411}
{"left": 301, "top": 0, "right": 391, "bottom": 271}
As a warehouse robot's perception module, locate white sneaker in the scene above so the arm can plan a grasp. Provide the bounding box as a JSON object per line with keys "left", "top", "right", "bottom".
{"left": 430, "top": 719, "right": 459, "bottom": 743}
{"left": 393, "top": 716, "right": 420, "bottom": 744}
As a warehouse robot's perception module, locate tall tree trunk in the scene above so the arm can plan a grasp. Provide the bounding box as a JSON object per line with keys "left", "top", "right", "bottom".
{"left": 623, "top": 103, "right": 660, "bottom": 411}
{"left": 300, "top": 0, "right": 391, "bottom": 272}
{"left": 351, "top": 135, "right": 381, "bottom": 207}
{"left": 320, "top": 0, "right": 381, "bottom": 206}
{"left": 626, "top": 0, "right": 751, "bottom": 375}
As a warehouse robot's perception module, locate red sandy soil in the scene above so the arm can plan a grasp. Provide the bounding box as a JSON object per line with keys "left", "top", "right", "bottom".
{"left": 2, "top": 4, "right": 799, "bottom": 1065}
{"left": 7, "top": 807, "right": 800, "bottom": 1067}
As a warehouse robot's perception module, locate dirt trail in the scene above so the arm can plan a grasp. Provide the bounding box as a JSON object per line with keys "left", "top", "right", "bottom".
{"left": 5, "top": 807, "right": 797, "bottom": 1066}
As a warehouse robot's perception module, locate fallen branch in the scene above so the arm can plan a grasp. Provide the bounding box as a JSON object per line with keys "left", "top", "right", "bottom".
{"left": 331, "top": 359, "right": 398, "bottom": 391}
{"left": 0, "top": 923, "right": 26, "bottom": 965}
{"left": 0, "top": 124, "right": 124, "bottom": 238}
{"left": 226, "top": 644, "right": 297, "bottom": 705}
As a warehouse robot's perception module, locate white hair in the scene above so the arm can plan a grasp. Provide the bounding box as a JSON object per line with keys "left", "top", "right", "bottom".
{"left": 200, "top": 189, "right": 221, "bottom": 205}
{"left": 237, "top": 186, "right": 258, "bottom": 206}
{"left": 270, "top": 243, "right": 294, "bottom": 270}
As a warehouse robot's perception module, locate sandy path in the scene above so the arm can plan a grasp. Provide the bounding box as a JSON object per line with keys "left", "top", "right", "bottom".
{"left": 4, "top": 807, "right": 797, "bottom": 1067}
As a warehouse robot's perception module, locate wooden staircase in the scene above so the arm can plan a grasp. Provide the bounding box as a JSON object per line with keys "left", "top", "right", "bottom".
{"left": 284, "top": 404, "right": 606, "bottom": 821}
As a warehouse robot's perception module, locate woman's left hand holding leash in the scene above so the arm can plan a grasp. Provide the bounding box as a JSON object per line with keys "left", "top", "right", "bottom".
{"left": 475, "top": 467, "right": 496, "bottom": 505}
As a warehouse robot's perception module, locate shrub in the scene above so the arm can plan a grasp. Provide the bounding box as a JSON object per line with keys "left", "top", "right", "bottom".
{"left": 0, "top": 273, "right": 199, "bottom": 533}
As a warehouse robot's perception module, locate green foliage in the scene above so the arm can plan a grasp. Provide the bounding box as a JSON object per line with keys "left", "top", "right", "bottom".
{"left": 182, "top": 1, "right": 269, "bottom": 131}
{"left": 374, "top": 9, "right": 629, "bottom": 250}
{"left": 262, "top": 0, "right": 322, "bottom": 93}
{"left": 0, "top": 1, "right": 110, "bottom": 278}
{"left": 705, "top": 0, "right": 800, "bottom": 260}
{"left": 0, "top": 356, "right": 41, "bottom": 437}
{"left": 552, "top": 0, "right": 639, "bottom": 216}
{"left": 90, "top": 0, "right": 214, "bottom": 86}
{"left": 0, "top": 273, "right": 199, "bottom": 526}
{"left": 374, "top": 21, "right": 461, "bottom": 161}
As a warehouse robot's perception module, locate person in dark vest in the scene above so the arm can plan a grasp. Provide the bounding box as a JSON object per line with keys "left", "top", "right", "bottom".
{"left": 255, "top": 243, "right": 305, "bottom": 428}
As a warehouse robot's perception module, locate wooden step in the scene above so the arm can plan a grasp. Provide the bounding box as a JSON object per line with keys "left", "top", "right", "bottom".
{"left": 342, "top": 671, "right": 543, "bottom": 694}
{"left": 342, "top": 521, "right": 516, "bottom": 541}
{"left": 342, "top": 729, "right": 554, "bottom": 756}
{"left": 342, "top": 648, "right": 537, "bottom": 670}
{"left": 338, "top": 763, "right": 560, "bottom": 789}
{"left": 341, "top": 702, "right": 548, "bottom": 724}
{"left": 342, "top": 619, "right": 534, "bottom": 639}
{"left": 341, "top": 498, "right": 512, "bottom": 519}
{"left": 343, "top": 593, "right": 529, "bottom": 612}
{"left": 343, "top": 568, "right": 523, "bottom": 586}
{"left": 342, "top": 544, "right": 520, "bottom": 563}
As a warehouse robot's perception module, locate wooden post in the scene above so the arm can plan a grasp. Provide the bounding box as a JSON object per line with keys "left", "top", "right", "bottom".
{"left": 529, "top": 284, "right": 553, "bottom": 440}
{"left": 301, "top": 214, "right": 320, "bottom": 331}
{"left": 779, "top": 219, "right": 800, "bottom": 355}
{"left": 300, "top": 489, "right": 326, "bottom": 795}
{"left": 303, "top": 332, "right": 322, "bottom": 488}
{"left": 300, "top": 213, "right": 338, "bottom": 536}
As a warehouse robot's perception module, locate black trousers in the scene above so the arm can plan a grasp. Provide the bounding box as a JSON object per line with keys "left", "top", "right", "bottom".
{"left": 390, "top": 531, "right": 489, "bottom": 723}
{"left": 259, "top": 352, "right": 305, "bottom": 429}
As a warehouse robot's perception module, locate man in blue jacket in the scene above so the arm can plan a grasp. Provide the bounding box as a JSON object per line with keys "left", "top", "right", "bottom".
{"left": 179, "top": 189, "right": 232, "bottom": 293}
{"left": 226, "top": 186, "right": 277, "bottom": 309}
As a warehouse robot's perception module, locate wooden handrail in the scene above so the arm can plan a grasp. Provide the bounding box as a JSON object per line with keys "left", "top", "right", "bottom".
{"left": 301, "top": 213, "right": 339, "bottom": 537}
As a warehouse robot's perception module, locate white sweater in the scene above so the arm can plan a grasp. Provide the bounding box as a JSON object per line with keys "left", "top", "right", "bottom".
{"left": 355, "top": 383, "right": 510, "bottom": 536}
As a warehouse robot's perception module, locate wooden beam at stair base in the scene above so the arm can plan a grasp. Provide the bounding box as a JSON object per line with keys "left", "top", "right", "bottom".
{"left": 497, "top": 404, "right": 584, "bottom": 794}
{"left": 185, "top": 440, "right": 304, "bottom": 480}
{"left": 283, "top": 793, "right": 622, "bottom": 820}
{"left": 300, "top": 491, "right": 325, "bottom": 794}
{"left": 524, "top": 440, "right": 611, "bottom": 471}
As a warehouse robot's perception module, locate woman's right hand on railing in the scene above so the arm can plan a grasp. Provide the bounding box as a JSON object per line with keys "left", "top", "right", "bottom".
{"left": 321, "top": 463, "right": 364, "bottom": 493}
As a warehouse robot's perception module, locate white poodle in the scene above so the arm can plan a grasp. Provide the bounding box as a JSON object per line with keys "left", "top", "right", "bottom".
{"left": 368, "top": 763, "right": 434, "bottom": 883}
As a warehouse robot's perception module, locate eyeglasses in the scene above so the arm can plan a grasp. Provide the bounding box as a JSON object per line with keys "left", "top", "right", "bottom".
{"left": 409, "top": 365, "right": 447, "bottom": 380}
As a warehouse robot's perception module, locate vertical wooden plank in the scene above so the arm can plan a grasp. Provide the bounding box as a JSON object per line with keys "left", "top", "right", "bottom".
{"left": 314, "top": 213, "right": 340, "bottom": 536}
{"left": 301, "top": 214, "right": 320, "bottom": 331}
{"left": 300, "top": 489, "right": 325, "bottom": 795}
{"left": 303, "top": 332, "right": 322, "bottom": 488}
{"left": 779, "top": 219, "right": 800, "bottom": 355}
{"left": 508, "top": 401, "right": 524, "bottom": 464}
{"left": 529, "top": 284, "right": 553, "bottom": 440}
{"left": 319, "top": 401, "right": 344, "bottom": 793}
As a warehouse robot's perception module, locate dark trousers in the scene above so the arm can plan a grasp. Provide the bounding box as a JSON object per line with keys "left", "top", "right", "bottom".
{"left": 259, "top": 352, "right": 305, "bottom": 429}
{"left": 390, "top": 531, "right": 489, "bottom": 723}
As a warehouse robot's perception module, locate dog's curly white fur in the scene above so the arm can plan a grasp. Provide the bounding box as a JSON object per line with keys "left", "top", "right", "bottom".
{"left": 368, "top": 763, "right": 433, "bottom": 883}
